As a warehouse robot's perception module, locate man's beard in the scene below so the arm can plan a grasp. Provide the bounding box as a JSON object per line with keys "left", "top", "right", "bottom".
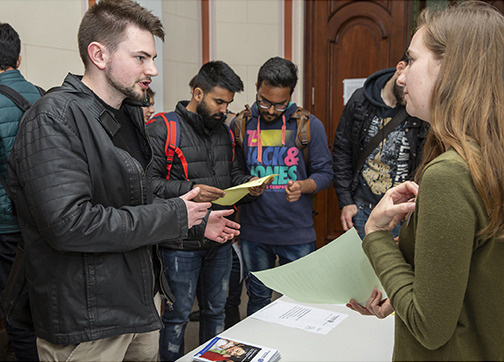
{"left": 105, "top": 67, "right": 145, "bottom": 103}
{"left": 393, "top": 82, "right": 406, "bottom": 107}
{"left": 197, "top": 96, "right": 225, "bottom": 130}
{"left": 258, "top": 108, "right": 283, "bottom": 123}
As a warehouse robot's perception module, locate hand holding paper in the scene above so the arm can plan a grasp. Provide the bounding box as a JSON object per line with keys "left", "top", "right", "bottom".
{"left": 212, "top": 174, "right": 278, "bottom": 206}
{"left": 251, "top": 228, "right": 387, "bottom": 306}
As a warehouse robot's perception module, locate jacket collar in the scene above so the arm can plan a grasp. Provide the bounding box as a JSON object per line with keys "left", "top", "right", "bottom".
{"left": 61, "top": 73, "right": 147, "bottom": 139}
{"left": 175, "top": 100, "right": 218, "bottom": 136}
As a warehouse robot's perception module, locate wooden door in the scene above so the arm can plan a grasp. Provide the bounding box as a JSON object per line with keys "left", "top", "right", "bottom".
{"left": 304, "top": 1, "right": 413, "bottom": 247}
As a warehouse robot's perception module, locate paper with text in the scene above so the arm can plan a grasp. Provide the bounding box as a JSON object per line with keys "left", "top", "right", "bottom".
{"left": 212, "top": 174, "right": 278, "bottom": 206}
{"left": 252, "top": 228, "right": 386, "bottom": 306}
{"left": 251, "top": 300, "right": 348, "bottom": 335}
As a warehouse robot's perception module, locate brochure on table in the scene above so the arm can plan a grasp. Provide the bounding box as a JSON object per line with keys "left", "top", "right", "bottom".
{"left": 193, "top": 336, "right": 281, "bottom": 362}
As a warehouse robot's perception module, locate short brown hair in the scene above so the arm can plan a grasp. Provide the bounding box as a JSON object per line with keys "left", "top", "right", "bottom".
{"left": 78, "top": 0, "right": 164, "bottom": 69}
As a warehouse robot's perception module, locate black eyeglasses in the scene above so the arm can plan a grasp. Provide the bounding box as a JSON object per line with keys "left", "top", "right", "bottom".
{"left": 256, "top": 95, "right": 289, "bottom": 112}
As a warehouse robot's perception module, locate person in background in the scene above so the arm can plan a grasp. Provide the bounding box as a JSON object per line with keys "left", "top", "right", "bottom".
{"left": 6, "top": 1, "right": 238, "bottom": 360}
{"left": 0, "top": 22, "right": 40, "bottom": 362}
{"left": 231, "top": 57, "right": 333, "bottom": 316}
{"left": 147, "top": 61, "right": 264, "bottom": 361}
{"left": 143, "top": 87, "right": 155, "bottom": 122}
{"left": 348, "top": 2, "right": 504, "bottom": 360}
{"left": 332, "top": 56, "right": 428, "bottom": 239}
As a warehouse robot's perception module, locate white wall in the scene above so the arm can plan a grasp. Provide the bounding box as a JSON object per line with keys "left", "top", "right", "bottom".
{"left": 1, "top": 0, "right": 85, "bottom": 91}
{"left": 0, "top": 0, "right": 304, "bottom": 112}
{"left": 161, "top": 0, "right": 201, "bottom": 111}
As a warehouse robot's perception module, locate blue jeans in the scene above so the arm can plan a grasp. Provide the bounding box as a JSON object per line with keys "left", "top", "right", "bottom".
{"left": 241, "top": 240, "right": 316, "bottom": 316}
{"left": 225, "top": 245, "right": 242, "bottom": 309}
{"left": 353, "top": 199, "right": 402, "bottom": 240}
{"left": 158, "top": 243, "right": 232, "bottom": 361}
{"left": 0, "top": 233, "right": 39, "bottom": 361}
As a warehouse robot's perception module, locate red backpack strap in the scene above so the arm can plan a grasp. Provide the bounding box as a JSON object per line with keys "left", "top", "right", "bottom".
{"left": 149, "top": 112, "right": 188, "bottom": 181}
{"left": 224, "top": 124, "right": 236, "bottom": 161}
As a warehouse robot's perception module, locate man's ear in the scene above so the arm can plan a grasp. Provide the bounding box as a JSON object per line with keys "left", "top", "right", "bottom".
{"left": 193, "top": 87, "right": 204, "bottom": 102}
{"left": 87, "top": 42, "right": 108, "bottom": 70}
{"left": 15, "top": 55, "right": 21, "bottom": 69}
{"left": 396, "top": 61, "right": 406, "bottom": 75}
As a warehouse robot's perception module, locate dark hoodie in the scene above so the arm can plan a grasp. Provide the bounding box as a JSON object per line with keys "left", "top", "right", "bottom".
{"left": 355, "top": 68, "right": 411, "bottom": 205}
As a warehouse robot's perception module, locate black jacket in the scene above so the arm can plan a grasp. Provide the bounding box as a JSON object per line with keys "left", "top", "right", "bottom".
{"left": 332, "top": 68, "right": 429, "bottom": 209}
{"left": 7, "top": 73, "right": 188, "bottom": 345}
{"left": 148, "top": 101, "right": 252, "bottom": 251}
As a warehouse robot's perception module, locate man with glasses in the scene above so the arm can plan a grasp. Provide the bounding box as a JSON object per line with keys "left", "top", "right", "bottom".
{"left": 231, "top": 57, "right": 333, "bottom": 316}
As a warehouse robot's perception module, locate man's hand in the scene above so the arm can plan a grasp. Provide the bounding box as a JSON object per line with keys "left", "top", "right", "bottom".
{"left": 180, "top": 188, "right": 211, "bottom": 228}
{"left": 346, "top": 288, "right": 394, "bottom": 319}
{"left": 192, "top": 184, "right": 225, "bottom": 202}
{"left": 248, "top": 176, "right": 267, "bottom": 197}
{"left": 285, "top": 178, "right": 316, "bottom": 202}
{"left": 341, "top": 204, "right": 358, "bottom": 231}
{"left": 204, "top": 209, "right": 240, "bottom": 243}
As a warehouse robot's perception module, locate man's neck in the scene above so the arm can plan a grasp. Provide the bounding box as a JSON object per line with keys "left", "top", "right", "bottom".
{"left": 381, "top": 76, "right": 398, "bottom": 108}
{"left": 186, "top": 98, "right": 198, "bottom": 113}
{"left": 0, "top": 67, "right": 15, "bottom": 74}
{"left": 82, "top": 71, "right": 124, "bottom": 109}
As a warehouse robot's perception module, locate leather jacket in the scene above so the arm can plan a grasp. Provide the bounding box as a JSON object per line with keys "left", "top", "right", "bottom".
{"left": 7, "top": 73, "right": 188, "bottom": 345}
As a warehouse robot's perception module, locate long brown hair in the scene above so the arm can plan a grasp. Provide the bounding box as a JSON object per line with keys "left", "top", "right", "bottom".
{"left": 415, "top": 1, "right": 504, "bottom": 239}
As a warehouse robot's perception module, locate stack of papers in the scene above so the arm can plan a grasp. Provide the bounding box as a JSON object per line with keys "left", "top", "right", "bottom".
{"left": 193, "top": 336, "right": 281, "bottom": 362}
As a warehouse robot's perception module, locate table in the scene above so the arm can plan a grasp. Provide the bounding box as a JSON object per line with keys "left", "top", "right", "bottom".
{"left": 177, "top": 296, "right": 395, "bottom": 361}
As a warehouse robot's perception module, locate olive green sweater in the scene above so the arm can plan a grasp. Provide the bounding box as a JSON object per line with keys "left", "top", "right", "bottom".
{"left": 363, "top": 148, "right": 504, "bottom": 361}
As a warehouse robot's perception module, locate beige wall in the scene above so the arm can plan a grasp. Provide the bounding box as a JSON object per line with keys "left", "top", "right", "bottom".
{"left": 1, "top": 0, "right": 85, "bottom": 91}
{"left": 1, "top": 0, "right": 304, "bottom": 111}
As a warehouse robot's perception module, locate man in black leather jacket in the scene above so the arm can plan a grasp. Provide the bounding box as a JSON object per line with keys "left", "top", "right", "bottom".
{"left": 6, "top": 1, "right": 239, "bottom": 360}
{"left": 333, "top": 57, "right": 428, "bottom": 239}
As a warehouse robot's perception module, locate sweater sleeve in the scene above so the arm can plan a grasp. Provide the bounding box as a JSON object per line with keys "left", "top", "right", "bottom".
{"left": 307, "top": 115, "right": 333, "bottom": 192}
{"left": 362, "top": 156, "right": 478, "bottom": 350}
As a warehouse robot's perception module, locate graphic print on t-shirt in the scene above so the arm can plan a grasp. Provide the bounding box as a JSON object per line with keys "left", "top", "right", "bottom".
{"left": 359, "top": 115, "right": 410, "bottom": 202}
{"left": 245, "top": 129, "right": 299, "bottom": 191}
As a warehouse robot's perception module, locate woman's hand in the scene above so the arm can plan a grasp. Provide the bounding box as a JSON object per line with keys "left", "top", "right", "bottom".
{"left": 365, "top": 181, "right": 418, "bottom": 235}
{"left": 346, "top": 288, "right": 394, "bottom": 319}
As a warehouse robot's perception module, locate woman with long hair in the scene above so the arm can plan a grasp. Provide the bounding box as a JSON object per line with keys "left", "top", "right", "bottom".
{"left": 347, "top": 2, "right": 504, "bottom": 360}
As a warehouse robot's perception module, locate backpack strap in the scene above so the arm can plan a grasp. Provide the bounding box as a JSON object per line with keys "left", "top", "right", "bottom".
{"left": 233, "top": 104, "right": 252, "bottom": 150}
{"left": 0, "top": 85, "right": 32, "bottom": 112}
{"left": 291, "top": 107, "right": 311, "bottom": 170}
{"left": 224, "top": 124, "right": 236, "bottom": 162}
{"left": 148, "top": 112, "right": 189, "bottom": 181}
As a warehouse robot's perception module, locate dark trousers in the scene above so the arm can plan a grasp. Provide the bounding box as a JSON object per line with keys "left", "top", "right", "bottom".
{"left": 0, "top": 232, "right": 39, "bottom": 361}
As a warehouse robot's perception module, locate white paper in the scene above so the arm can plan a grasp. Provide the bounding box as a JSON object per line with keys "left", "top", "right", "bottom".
{"left": 343, "top": 78, "right": 366, "bottom": 105}
{"left": 251, "top": 300, "right": 348, "bottom": 335}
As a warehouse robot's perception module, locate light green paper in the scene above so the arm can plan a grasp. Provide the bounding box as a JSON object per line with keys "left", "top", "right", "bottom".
{"left": 212, "top": 174, "right": 278, "bottom": 206}
{"left": 252, "top": 228, "right": 387, "bottom": 306}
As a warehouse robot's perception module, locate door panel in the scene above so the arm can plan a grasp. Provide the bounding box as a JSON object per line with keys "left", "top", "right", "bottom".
{"left": 304, "top": 1, "right": 413, "bottom": 247}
